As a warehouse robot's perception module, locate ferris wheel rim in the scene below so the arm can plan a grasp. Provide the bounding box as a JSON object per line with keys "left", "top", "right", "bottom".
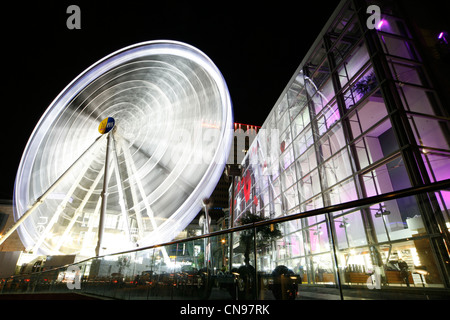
{"left": 13, "top": 40, "right": 233, "bottom": 256}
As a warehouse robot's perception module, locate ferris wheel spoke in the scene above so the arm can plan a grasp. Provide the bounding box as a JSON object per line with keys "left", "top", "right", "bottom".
{"left": 54, "top": 160, "right": 105, "bottom": 251}
{"left": 116, "top": 132, "right": 160, "bottom": 234}
{"left": 110, "top": 132, "right": 133, "bottom": 244}
{"left": 31, "top": 135, "right": 107, "bottom": 253}
{"left": 111, "top": 133, "right": 145, "bottom": 241}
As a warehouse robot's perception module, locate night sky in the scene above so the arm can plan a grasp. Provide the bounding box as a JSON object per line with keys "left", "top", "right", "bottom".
{"left": 1, "top": 1, "right": 338, "bottom": 199}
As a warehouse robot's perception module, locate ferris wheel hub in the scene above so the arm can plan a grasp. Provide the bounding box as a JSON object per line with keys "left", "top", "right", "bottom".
{"left": 98, "top": 117, "right": 116, "bottom": 134}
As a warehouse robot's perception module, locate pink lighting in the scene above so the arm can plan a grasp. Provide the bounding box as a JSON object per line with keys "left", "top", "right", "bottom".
{"left": 438, "top": 31, "right": 448, "bottom": 44}
{"left": 376, "top": 19, "right": 386, "bottom": 30}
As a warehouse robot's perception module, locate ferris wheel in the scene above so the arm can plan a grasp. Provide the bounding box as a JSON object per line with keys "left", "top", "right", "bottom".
{"left": 2, "top": 40, "right": 233, "bottom": 257}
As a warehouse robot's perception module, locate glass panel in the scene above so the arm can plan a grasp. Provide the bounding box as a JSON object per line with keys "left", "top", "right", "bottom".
{"left": 291, "top": 105, "right": 310, "bottom": 139}
{"left": 312, "top": 90, "right": 330, "bottom": 115}
{"left": 232, "top": 227, "right": 257, "bottom": 299}
{"left": 296, "top": 146, "right": 317, "bottom": 177}
{"left": 422, "top": 151, "right": 450, "bottom": 182}
{"left": 409, "top": 116, "right": 450, "bottom": 150}
{"left": 273, "top": 196, "right": 283, "bottom": 217}
{"left": 344, "top": 71, "right": 380, "bottom": 111}
{"left": 434, "top": 190, "right": 450, "bottom": 228}
{"left": 370, "top": 198, "right": 420, "bottom": 242}
{"left": 316, "top": 102, "right": 340, "bottom": 136}
{"left": 278, "top": 103, "right": 290, "bottom": 134}
{"left": 333, "top": 210, "right": 368, "bottom": 249}
{"left": 353, "top": 121, "right": 397, "bottom": 172}
{"left": 256, "top": 219, "right": 302, "bottom": 300}
{"left": 293, "top": 125, "right": 314, "bottom": 158}
{"left": 320, "top": 79, "right": 336, "bottom": 104}
{"left": 329, "top": 15, "right": 362, "bottom": 67}
{"left": 281, "top": 162, "right": 297, "bottom": 191}
{"left": 318, "top": 123, "right": 346, "bottom": 161}
{"left": 280, "top": 145, "right": 295, "bottom": 171}
{"left": 351, "top": 107, "right": 391, "bottom": 143}
{"left": 280, "top": 127, "right": 293, "bottom": 151}
{"left": 362, "top": 156, "right": 411, "bottom": 198}
{"left": 301, "top": 194, "right": 324, "bottom": 212}
{"left": 390, "top": 62, "right": 425, "bottom": 86}
{"left": 381, "top": 34, "right": 417, "bottom": 60}
{"left": 282, "top": 184, "right": 299, "bottom": 213}
{"left": 325, "top": 177, "right": 358, "bottom": 206}
{"left": 298, "top": 169, "right": 321, "bottom": 202}
{"left": 338, "top": 43, "right": 370, "bottom": 88}
{"left": 400, "top": 86, "right": 437, "bottom": 116}
{"left": 321, "top": 148, "right": 353, "bottom": 188}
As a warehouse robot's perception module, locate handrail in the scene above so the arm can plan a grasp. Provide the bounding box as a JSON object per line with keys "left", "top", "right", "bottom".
{"left": 3, "top": 178, "right": 450, "bottom": 278}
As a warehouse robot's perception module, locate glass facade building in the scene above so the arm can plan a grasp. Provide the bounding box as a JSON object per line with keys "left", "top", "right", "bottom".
{"left": 232, "top": 0, "right": 450, "bottom": 298}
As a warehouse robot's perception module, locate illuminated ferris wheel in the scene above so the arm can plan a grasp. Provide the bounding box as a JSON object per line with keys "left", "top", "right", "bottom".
{"left": 2, "top": 40, "right": 233, "bottom": 257}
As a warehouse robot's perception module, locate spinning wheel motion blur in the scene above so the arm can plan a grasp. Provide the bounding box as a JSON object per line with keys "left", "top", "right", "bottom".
{"left": 6, "top": 40, "right": 233, "bottom": 257}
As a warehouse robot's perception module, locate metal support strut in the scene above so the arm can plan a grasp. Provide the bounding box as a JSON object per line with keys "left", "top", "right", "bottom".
{"left": 95, "top": 131, "right": 112, "bottom": 257}
{"left": 0, "top": 134, "right": 107, "bottom": 247}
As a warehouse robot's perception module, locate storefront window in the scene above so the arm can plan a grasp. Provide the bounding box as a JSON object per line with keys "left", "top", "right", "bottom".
{"left": 309, "top": 253, "right": 337, "bottom": 285}
{"left": 338, "top": 239, "right": 445, "bottom": 296}
{"left": 369, "top": 197, "right": 422, "bottom": 242}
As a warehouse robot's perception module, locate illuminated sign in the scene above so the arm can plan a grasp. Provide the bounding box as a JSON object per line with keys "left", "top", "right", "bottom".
{"left": 98, "top": 117, "right": 115, "bottom": 134}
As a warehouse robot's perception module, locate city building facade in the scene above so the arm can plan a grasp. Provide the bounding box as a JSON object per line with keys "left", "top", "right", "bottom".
{"left": 231, "top": 0, "right": 450, "bottom": 297}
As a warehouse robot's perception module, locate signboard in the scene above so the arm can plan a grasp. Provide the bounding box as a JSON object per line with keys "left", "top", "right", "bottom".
{"left": 98, "top": 117, "right": 115, "bottom": 134}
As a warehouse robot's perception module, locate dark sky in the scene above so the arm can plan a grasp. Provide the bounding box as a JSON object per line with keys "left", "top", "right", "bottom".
{"left": 1, "top": 1, "right": 339, "bottom": 199}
